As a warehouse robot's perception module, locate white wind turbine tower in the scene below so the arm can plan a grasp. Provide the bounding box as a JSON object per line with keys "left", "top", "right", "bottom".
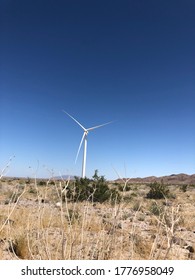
{"left": 63, "top": 110, "right": 113, "bottom": 178}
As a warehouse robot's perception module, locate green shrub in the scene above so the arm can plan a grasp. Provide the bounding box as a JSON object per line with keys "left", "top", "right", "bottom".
{"left": 133, "top": 201, "right": 141, "bottom": 211}
{"left": 28, "top": 187, "right": 36, "bottom": 194}
{"left": 180, "top": 184, "right": 188, "bottom": 192}
{"left": 150, "top": 201, "right": 164, "bottom": 216}
{"left": 66, "top": 208, "right": 80, "bottom": 224}
{"left": 26, "top": 177, "right": 31, "bottom": 184}
{"left": 118, "top": 184, "right": 131, "bottom": 192}
{"left": 125, "top": 185, "right": 131, "bottom": 192}
{"left": 38, "top": 180, "right": 46, "bottom": 186}
{"left": 123, "top": 195, "right": 132, "bottom": 203}
{"left": 7, "top": 192, "right": 23, "bottom": 203}
{"left": 146, "top": 181, "right": 170, "bottom": 199}
{"left": 117, "top": 185, "right": 123, "bottom": 192}
{"left": 131, "top": 192, "right": 137, "bottom": 197}
{"left": 48, "top": 181, "right": 55, "bottom": 185}
{"left": 67, "top": 170, "right": 120, "bottom": 203}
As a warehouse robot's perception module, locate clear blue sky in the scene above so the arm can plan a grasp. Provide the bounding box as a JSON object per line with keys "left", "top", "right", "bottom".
{"left": 0, "top": 0, "right": 195, "bottom": 180}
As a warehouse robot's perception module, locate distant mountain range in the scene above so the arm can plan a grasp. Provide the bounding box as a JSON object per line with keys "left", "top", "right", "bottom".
{"left": 5, "top": 173, "right": 195, "bottom": 185}
{"left": 115, "top": 173, "right": 195, "bottom": 185}
{"left": 53, "top": 175, "right": 77, "bottom": 180}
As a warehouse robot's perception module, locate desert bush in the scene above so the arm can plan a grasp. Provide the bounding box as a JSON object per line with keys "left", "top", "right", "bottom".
{"left": 123, "top": 195, "right": 132, "bottom": 203}
{"left": 146, "top": 181, "right": 170, "bottom": 199}
{"left": 117, "top": 185, "right": 124, "bottom": 192}
{"left": 19, "top": 179, "right": 25, "bottom": 185}
{"left": 38, "top": 180, "right": 46, "bottom": 186}
{"left": 132, "top": 200, "right": 142, "bottom": 211}
{"left": 125, "top": 185, "right": 131, "bottom": 191}
{"left": 66, "top": 208, "right": 80, "bottom": 224}
{"left": 28, "top": 187, "right": 37, "bottom": 194}
{"left": 118, "top": 184, "right": 131, "bottom": 192}
{"left": 131, "top": 192, "right": 137, "bottom": 197}
{"left": 67, "top": 170, "right": 120, "bottom": 203}
{"left": 49, "top": 181, "right": 55, "bottom": 185}
{"left": 150, "top": 201, "right": 164, "bottom": 216}
{"left": 6, "top": 191, "right": 23, "bottom": 203}
{"left": 180, "top": 184, "right": 188, "bottom": 192}
{"left": 9, "top": 236, "right": 28, "bottom": 259}
{"left": 26, "top": 177, "right": 31, "bottom": 184}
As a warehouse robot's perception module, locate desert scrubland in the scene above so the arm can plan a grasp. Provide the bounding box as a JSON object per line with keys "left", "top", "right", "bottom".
{"left": 0, "top": 174, "right": 194, "bottom": 260}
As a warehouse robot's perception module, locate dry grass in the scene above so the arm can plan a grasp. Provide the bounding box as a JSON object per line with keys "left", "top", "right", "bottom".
{"left": 0, "top": 178, "right": 194, "bottom": 260}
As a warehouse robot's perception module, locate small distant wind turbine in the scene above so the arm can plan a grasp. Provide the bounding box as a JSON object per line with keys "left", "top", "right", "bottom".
{"left": 63, "top": 110, "right": 113, "bottom": 178}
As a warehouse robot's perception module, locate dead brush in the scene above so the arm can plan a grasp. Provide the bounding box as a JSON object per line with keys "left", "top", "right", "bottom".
{"left": 149, "top": 204, "right": 181, "bottom": 259}
{"left": 0, "top": 170, "right": 194, "bottom": 260}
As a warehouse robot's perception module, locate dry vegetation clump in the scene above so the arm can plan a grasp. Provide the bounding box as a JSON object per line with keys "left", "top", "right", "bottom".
{"left": 0, "top": 174, "right": 194, "bottom": 260}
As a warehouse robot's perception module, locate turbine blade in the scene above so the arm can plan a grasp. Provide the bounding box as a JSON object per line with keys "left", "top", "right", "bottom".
{"left": 87, "top": 121, "right": 114, "bottom": 131}
{"left": 62, "top": 110, "right": 86, "bottom": 131}
{"left": 75, "top": 132, "right": 86, "bottom": 163}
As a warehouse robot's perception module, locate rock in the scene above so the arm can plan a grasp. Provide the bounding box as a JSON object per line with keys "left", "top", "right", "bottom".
{"left": 4, "top": 219, "right": 14, "bottom": 226}
{"left": 41, "top": 199, "right": 49, "bottom": 203}
{"left": 55, "top": 202, "right": 61, "bottom": 208}
{"left": 185, "top": 245, "right": 194, "bottom": 253}
{"left": 162, "top": 201, "right": 172, "bottom": 206}
{"left": 172, "top": 237, "right": 187, "bottom": 246}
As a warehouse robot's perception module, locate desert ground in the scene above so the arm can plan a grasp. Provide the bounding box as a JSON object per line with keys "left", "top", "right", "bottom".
{"left": 0, "top": 175, "right": 194, "bottom": 260}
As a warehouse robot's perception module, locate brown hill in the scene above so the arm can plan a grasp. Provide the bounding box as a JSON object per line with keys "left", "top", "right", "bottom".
{"left": 115, "top": 173, "right": 195, "bottom": 185}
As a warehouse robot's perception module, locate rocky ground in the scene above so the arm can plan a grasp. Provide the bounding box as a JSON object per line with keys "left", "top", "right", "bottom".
{"left": 0, "top": 177, "right": 195, "bottom": 260}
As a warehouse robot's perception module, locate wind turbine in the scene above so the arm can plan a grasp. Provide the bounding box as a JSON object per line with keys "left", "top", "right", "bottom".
{"left": 63, "top": 110, "right": 113, "bottom": 178}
